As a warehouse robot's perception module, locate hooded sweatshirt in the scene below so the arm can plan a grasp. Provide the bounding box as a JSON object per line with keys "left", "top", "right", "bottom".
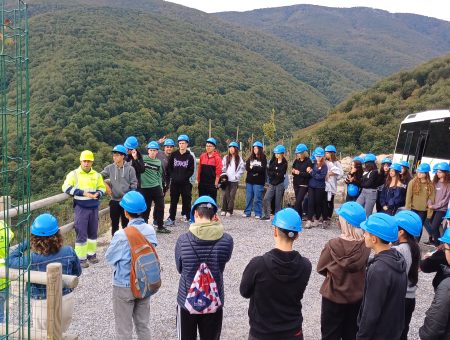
{"left": 198, "top": 150, "right": 222, "bottom": 187}
{"left": 357, "top": 248, "right": 407, "bottom": 340}
{"left": 167, "top": 150, "right": 195, "bottom": 185}
{"left": 317, "top": 238, "right": 370, "bottom": 304}
{"left": 101, "top": 161, "right": 137, "bottom": 201}
{"left": 175, "top": 221, "right": 233, "bottom": 309}
{"left": 240, "top": 248, "right": 312, "bottom": 340}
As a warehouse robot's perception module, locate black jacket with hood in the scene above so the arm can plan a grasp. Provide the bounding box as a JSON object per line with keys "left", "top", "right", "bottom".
{"left": 240, "top": 248, "right": 312, "bottom": 340}
{"left": 357, "top": 248, "right": 407, "bottom": 340}
{"left": 419, "top": 265, "right": 450, "bottom": 340}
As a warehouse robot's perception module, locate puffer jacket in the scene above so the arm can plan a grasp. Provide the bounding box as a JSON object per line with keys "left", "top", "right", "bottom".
{"left": 175, "top": 221, "right": 233, "bottom": 309}
{"left": 419, "top": 267, "right": 450, "bottom": 340}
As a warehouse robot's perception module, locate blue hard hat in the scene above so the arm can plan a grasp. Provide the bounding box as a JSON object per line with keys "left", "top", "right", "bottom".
{"left": 363, "top": 153, "right": 377, "bottom": 163}
{"left": 272, "top": 208, "right": 302, "bottom": 233}
{"left": 147, "top": 141, "right": 160, "bottom": 150}
{"left": 31, "top": 213, "right": 59, "bottom": 237}
{"left": 432, "top": 163, "right": 439, "bottom": 174}
{"left": 295, "top": 144, "right": 308, "bottom": 154}
{"left": 395, "top": 210, "right": 422, "bottom": 237}
{"left": 335, "top": 201, "right": 366, "bottom": 227}
{"left": 347, "top": 183, "right": 360, "bottom": 197}
{"left": 438, "top": 228, "right": 450, "bottom": 245}
{"left": 124, "top": 136, "right": 139, "bottom": 149}
{"left": 206, "top": 137, "right": 217, "bottom": 146}
{"left": 177, "top": 134, "right": 190, "bottom": 143}
{"left": 360, "top": 213, "right": 398, "bottom": 243}
{"left": 353, "top": 156, "right": 364, "bottom": 163}
{"left": 399, "top": 160, "right": 410, "bottom": 169}
{"left": 164, "top": 138, "right": 175, "bottom": 147}
{"left": 381, "top": 157, "right": 392, "bottom": 165}
{"left": 253, "top": 141, "right": 263, "bottom": 148}
{"left": 445, "top": 208, "right": 450, "bottom": 220}
{"left": 417, "top": 163, "right": 431, "bottom": 173}
{"left": 325, "top": 145, "right": 337, "bottom": 153}
{"left": 112, "top": 145, "right": 127, "bottom": 155}
{"left": 390, "top": 163, "right": 402, "bottom": 172}
{"left": 311, "top": 152, "right": 316, "bottom": 162}
{"left": 190, "top": 195, "right": 218, "bottom": 223}
{"left": 120, "top": 191, "right": 147, "bottom": 214}
{"left": 436, "top": 162, "right": 450, "bottom": 172}
{"left": 228, "top": 141, "right": 239, "bottom": 150}
{"left": 273, "top": 145, "right": 286, "bottom": 154}
{"left": 314, "top": 147, "right": 325, "bottom": 157}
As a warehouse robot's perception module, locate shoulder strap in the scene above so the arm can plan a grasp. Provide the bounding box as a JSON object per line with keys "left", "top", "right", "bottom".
{"left": 187, "top": 233, "right": 216, "bottom": 265}
{"left": 124, "top": 226, "right": 158, "bottom": 259}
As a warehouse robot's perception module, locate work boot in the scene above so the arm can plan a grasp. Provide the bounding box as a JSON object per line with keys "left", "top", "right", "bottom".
{"left": 80, "top": 260, "right": 90, "bottom": 268}
{"left": 87, "top": 254, "right": 99, "bottom": 264}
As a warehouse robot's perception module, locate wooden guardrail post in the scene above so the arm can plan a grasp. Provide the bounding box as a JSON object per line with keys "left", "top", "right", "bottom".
{"left": 47, "top": 263, "right": 62, "bottom": 340}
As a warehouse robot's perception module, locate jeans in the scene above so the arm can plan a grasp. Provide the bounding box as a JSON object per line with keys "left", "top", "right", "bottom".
{"left": 0, "top": 289, "right": 6, "bottom": 323}
{"left": 244, "top": 183, "right": 264, "bottom": 217}
{"left": 263, "top": 183, "right": 285, "bottom": 217}
{"left": 356, "top": 188, "right": 378, "bottom": 217}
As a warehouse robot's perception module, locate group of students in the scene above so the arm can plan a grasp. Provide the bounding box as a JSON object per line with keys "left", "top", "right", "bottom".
{"left": 345, "top": 154, "right": 450, "bottom": 246}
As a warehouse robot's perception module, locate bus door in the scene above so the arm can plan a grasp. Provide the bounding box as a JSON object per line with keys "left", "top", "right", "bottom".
{"left": 412, "top": 131, "right": 429, "bottom": 173}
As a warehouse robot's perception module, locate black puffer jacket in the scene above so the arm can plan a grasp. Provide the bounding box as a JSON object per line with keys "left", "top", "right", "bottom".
{"left": 419, "top": 266, "right": 450, "bottom": 340}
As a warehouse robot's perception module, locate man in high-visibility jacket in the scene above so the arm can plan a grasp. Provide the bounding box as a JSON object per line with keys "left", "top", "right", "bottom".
{"left": 0, "top": 220, "right": 13, "bottom": 322}
{"left": 62, "top": 150, "right": 106, "bottom": 268}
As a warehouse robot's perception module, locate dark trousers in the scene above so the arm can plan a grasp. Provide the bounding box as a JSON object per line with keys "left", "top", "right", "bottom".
{"left": 198, "top": 183, "right": 217, "bottom": 202}
{"left": 177, "top": 306, "right": 223, "bottom": 340}
{"left": 411, "top": 209, "right": 427, "bottom": 241}
{"left": 400, "top": 298, "right": 415, "bottom": 340}
{"left": 321, "top": 297, "right": 361, "bottom": 340}
{"left": 376, "top": 190, "right": 383, "bottom": 212}
{"left": 430, "top": 210, "right": 446, "bottom": 245}
{"left": 294, "top": 185, "right": 308, "bottom": 218}
{"left": 249, "top": 330, "right": 303, "bottom": 340}
{"left": 308, "top": 187, "right": 326, "bottom": 221}
{"left": 109, "top": 200, "right": 128, "bottom": 236}
{"left": 325, "top": 193, "right": 335, "bottom": 220}
{"left": 140, "top": 186, "right": 164, "bottom": 227}
{"left": 169, "top": 182, "right": 193, "bottom": 220}
{"left": 221, "top": 182, "right": 239, "bottom": 214}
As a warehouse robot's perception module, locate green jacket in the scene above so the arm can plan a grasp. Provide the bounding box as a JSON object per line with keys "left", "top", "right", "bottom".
{"left": 0, "top": 220, "right": 14, "bottom": 289}
{"left": 141, "top": 156, "right": 163, "bottom": 189}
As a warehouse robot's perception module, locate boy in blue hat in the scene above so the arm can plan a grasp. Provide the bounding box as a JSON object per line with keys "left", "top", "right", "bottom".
{"left": 240, "top": 208, "right": 312, "bottom": 339}
{"left": 357, "top": 213, "right": 407, "bottom": 339}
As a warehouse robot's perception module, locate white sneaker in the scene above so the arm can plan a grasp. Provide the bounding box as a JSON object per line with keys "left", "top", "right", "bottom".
{"left": 313, "top": 220, "right": 319, "bottom": 228}
{"left": 226, "top": 212, "right": 232, "bottom": 217}
{"left": 220, "top": 211, "right": 226, "bottom": 216}
{"left": 304, "top": 220, "right": 312, "bottom": 229}
{"left": 254, "top": 216, "right": 261, "bottom": 220}
{"left": 242, "top": 213, "right": 250, "bottom": 218}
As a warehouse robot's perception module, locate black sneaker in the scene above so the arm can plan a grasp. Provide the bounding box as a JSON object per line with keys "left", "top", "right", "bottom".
{"left": 80, "top": 260, "right": 90, "bottom": 268}
{"left": 87, "top": 254, "right": 99, "bottom": 264}
{"left": 260, "top": 216, "right": 270, "bottom": 221}
{"left": 157, "top": 226, "right": 171, "bottom": 234}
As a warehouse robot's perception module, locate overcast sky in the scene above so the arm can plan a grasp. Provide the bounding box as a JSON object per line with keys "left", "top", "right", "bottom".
{"left": 166, "top": 0, "right": 450, "bottom": 22}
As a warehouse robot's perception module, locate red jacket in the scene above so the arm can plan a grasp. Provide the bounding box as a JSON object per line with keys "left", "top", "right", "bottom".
{"left": 198, "top": 151, "right": 222, "bottom": 186}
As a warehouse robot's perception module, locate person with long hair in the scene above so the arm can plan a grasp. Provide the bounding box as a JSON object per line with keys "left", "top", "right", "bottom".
{"left": 344, "top": 157, "right": 363, "bottom": 202}
{"left": 379, "top": 163, "right": 407, "bottom": 215}
{"left": 376, "top": 158, "right": 392, "bottom": 212}
{"left": 243, "top": 141, "right": 267, "bottom": 219}
{"left": 305, "top": 147, "right": 328, "bottom": 229}
{"left": 393, "top": 210, "right": 422, "bottom": 340}
{"left": 427, "top": 162, "right": 450, "bottom": 246}
{"left": 221, "top": 142, "right": 245, "bottom": 216}
{"left": 356, "top": 154, "right": 379, "bottom": 217}
{"left": 261, "top": 145, "right": 288, "bottom": 220}
{"left": 292, "top": 144, "right": 312, "bottom": 219}
{"left": 8, "top": 214, "right": 81, "bottom": 332}
{"left": 317, "top": 201, "right": 369, "bottom": 340}
{"left": 324, "top": 145, "right": 343, "bottom": 228}
{"left": 400, "top": 160, "right": 413, "bottom": 186}
{"left": 405, "top": 163, "right": 435, "bottom": 242}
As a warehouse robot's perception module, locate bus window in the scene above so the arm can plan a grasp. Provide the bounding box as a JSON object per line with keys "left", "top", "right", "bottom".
{"left": 423, "top": 118, "right": 450, "bottom": 159}
{"left": 412, "top": 131, "right": 428, "bottom": 172}
{"left": 403, "top": 131, "right": 414, "bottom": 158}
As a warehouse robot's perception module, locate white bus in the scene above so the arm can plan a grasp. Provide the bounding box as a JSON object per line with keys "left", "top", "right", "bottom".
{"left": 393, "top": 110, "right": 450, "bottom": 173}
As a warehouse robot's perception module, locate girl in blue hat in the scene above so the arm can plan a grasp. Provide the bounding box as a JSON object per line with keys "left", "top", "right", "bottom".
{"left": 428, "top": 164, "right": 450, "bottom": 246}
{"left": 344, "top": 158, "right": 363, "bottom": 202}
{"left": 379, "top": 164, "right": 407, "bottom": 215}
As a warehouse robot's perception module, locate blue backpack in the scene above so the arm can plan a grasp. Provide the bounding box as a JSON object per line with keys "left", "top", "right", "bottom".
{"left": 124, "top": 226, "right": 161, "bottom": 299}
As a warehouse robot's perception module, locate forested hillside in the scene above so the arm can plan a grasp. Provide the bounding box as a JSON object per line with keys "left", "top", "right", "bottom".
{"left": 217, "top": 5, "right": 450, "bottom": 77}
{"left": 296, "top": 54, "right": 450, "bottom": 155}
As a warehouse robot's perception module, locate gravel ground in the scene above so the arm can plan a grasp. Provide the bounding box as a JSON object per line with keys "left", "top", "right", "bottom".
{"left": 67, "top": 205, "right": 435, "bottom": 340}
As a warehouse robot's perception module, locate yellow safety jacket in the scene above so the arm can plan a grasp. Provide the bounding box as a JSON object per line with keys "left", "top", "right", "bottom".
{"left": 0, "top": 220, "right": 14, "bottom": 290}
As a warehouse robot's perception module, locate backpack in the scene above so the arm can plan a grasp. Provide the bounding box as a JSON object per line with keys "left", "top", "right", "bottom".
{"left": 124, "top": 226, "right": 161, "bottom": 299}
{"left": 184, "top": 236, "right": 222, "bottom": 314}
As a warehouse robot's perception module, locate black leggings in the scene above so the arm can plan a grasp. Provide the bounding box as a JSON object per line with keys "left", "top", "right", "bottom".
{"left": 308, "top": 187, "right": 326, "bottom": 221}
{"left": 294, "top": 186, "right": 308, "bottom": 217}
{"left": 430, "top": 210, "right": 446, "bottom": 245}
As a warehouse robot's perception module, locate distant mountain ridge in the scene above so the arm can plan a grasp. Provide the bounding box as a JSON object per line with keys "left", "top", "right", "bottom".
{"left": 217, "top": 4, "right": 450, "bottom": 76}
